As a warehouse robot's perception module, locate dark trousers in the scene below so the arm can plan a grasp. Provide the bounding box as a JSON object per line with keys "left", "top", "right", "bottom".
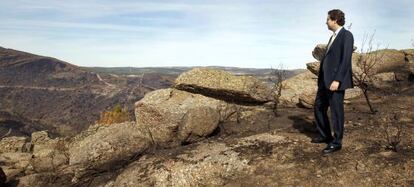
{"left": 313, "top": 86, "right": 345, "bottom": 146}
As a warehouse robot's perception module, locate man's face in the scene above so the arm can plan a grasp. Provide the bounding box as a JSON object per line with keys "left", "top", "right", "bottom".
{"left": 326, "top": 15, "right": 336, "bottom": 31}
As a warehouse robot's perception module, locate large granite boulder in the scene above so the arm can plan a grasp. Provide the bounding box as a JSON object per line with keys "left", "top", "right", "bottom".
{"left": 312, "top": 44, "right": 357, "bottom": 62}
{"left": 310, "top": 46, "right": 410, "bottom": 79}
{"left": 0, "top": 131, "right": 68, "bottom": 182}
{"left": 280, "top": 71, "right": 318, "bottom": 107}
{"left": 0, "top": 152, "right": 32, "bottom": 182}
{"left": 173, "top": 68, "right": 273, "bottom": 104}
{"left": 306, "top": 61, "right": 320, "bottom": 75}
{"left": 68, "top": 122, "right": 152, "bottom": 171}
{"left": 30, "top": 131, "right": 68, "bottom": 173}
{"left": 0, "top": 135, "right": 31, "bottom": 183}
{"left": 0, "top": 136, "right": 30, "bottom": 153}
{"left": 312, "top": 44, "right": 328, "bottom": 62}
{"left": 359, "top": 49, "right": 406, "bottom": 74}
{"left": 307, "top": 53, "right": 362, "bottom": 76}
{"left": 135, "top": 88, "right": 227, "bottom": 148}
{"left": 280, "top": 71, "right": 363, "bottom": 108}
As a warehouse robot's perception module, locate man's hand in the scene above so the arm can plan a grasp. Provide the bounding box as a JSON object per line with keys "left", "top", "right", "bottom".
{"left": 330, "top": 80, "right": 340, "bottom": 91}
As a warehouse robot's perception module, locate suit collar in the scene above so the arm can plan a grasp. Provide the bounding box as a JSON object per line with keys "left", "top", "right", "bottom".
{"left": 334, "top": 26, "right": 343, "bottom": 36}
{"left": 325, "top": 27, "right": 346, "bottom": 55}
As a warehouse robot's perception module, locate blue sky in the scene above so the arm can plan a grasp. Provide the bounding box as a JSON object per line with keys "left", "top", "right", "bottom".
{"left": 0, "top": 0, "right": 413, "bottom": 69}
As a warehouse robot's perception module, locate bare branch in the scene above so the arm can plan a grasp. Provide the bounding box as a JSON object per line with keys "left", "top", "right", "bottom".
{"left": 347, "top": 23, "right": 353, "bottom": 30}
{"left": 353, "top": 31, "right": 387, "bottom": 114}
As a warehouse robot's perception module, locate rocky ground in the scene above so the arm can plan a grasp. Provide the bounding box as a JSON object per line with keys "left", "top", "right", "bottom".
{"left": 1, "top": 73, "right": 412, "bottom": 187}
{"left": 223, "top": 80, "right": 414, "bottom": 186}
{"left": 82, "top": 85, "right": 414, "bottom": 187}
{"left": 0, "top": 46, "right": 413, "bottom": 186}
{"left": 75, "top": 79, "right": 413, "bottom": 187}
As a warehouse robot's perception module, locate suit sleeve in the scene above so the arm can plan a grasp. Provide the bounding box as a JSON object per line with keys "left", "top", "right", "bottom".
{"left": 334, "top": 32, "right": 354, "bottom": 83}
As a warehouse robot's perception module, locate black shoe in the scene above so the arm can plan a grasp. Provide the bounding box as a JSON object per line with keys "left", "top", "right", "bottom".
{"left": 322, "top": 144, "right": 342, "bottom": 154}
{"left": 311, "top": 137, "right": 333, "bottom": 144}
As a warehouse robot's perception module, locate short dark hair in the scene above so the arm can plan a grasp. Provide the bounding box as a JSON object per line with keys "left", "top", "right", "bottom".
{"left": 328, "top": 9, "right": 345, "bottom": 26}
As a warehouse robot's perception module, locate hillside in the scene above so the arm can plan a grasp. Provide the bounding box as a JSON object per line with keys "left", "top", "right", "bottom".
{"left": 0, "top": 47, "right": 174, "bottom": 137}
{"left": 0, "top": 47, "right": 304, "bottom": 138}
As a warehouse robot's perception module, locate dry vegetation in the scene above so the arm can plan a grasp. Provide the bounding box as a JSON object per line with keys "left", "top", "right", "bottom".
{"left": 375, "top": 110, "right": 408, "bottom": 152}
{"left": 353, "top": 31, "right": 387, "bottom": 114}
{"left": 96, "top": 104, "right": 133, "bottom": 125}
{"left": 269, "top": 64, "right": 287, "bottom": 116}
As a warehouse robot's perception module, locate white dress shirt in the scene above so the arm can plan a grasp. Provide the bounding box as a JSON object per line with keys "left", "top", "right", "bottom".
{"left": 326, "top": 26, "right": 343, "bottom": 52}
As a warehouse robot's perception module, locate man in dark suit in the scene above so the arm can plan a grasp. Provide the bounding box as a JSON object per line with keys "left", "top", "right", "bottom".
{"left": 312, "top": 9, "right": 354, "bottom": 154}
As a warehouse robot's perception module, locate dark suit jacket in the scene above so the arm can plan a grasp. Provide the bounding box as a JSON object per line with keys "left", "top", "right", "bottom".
{"left": 318, "top": 27, "right": 354, "bottom": 91}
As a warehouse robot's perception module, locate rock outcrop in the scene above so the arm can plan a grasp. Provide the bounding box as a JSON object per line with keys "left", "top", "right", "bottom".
{"left": 279, "top": 70, "right": 363, "bottom": 108}
{"left": 309, "top": 46, "right": 412, "bottom": 80}
{"left": 135, "top": 88, "right": 225, "bottom": 148}
{"left": 0, "top": 130, "right": 72, "bottom": 183}
{"left": 68, "top": 122, "right": 152, "bottom": 171}
{"left": 173, "top": 68, "right": 273, "bottom": 104}
{"left": 30, "top": 131, "right": 68, "bottom": 173}
{"left": 279, "top": 71, "right": 318, "bottom": 108}
{"left": 135, "top": 90, "right": 276, "bottom": 148}
{"left": 290, "top": 45, "right": 414, "bottom": 108}
{"left": 364, "top": 49, "right": 407, "bottom": 74}
{"left": 112, "top": 133, "right": 286, "bottom": 187}
{"left": 312, "top": 44, "right": 357, "bottom": 62}
{"left": 134, "top": 68, "right": 277, "bottom": 148}
{"left": 0, "top": 136, "right": 30, "bottom": 153}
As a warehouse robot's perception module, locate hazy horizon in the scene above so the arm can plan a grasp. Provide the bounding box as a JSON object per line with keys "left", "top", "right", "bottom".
{"left": 1, "top": 0, "right": 413, "bottom": 70}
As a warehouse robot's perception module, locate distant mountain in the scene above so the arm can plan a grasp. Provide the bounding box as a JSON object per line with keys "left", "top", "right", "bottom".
{"left": 0, "top": 46, "right": 305, "bottom": 138}
{"left": 0, "top": 47, "right": 175, "bottom": 137}
{"left": 83, "top": 65, "right": 305, "bottom": 77}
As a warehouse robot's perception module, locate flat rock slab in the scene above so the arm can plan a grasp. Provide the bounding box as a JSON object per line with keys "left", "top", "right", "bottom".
{"left": 173, "top": 68, "right": 273, "bottom": 104}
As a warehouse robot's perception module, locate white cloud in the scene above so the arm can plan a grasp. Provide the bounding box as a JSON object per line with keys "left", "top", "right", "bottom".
{"left": 0, "top": 0, "right": 413, "bottom": 69}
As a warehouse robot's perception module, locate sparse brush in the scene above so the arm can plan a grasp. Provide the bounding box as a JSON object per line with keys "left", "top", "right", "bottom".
{"left": 380, "top": 112, "right": 405, "bottom": 152}
{"left": 96, "top": 104, "right": 133, "bottom": 125}
{"left": 269, "top": 63, "right": 287, "bottom": 117}
{"left": 353, "top": 31, "right": 388, "bottom": 114}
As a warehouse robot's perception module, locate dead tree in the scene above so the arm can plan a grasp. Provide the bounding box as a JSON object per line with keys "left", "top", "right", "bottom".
{"left": 353, "top": 31, "right": 387, "bottom": 114}
{"left": 269, "top": 64, "right": 287, "bottom": 117}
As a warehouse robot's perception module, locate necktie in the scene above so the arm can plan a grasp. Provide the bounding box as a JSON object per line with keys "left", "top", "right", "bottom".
{"left": 326, "top": 32, "right": 336, "bottom": 54}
